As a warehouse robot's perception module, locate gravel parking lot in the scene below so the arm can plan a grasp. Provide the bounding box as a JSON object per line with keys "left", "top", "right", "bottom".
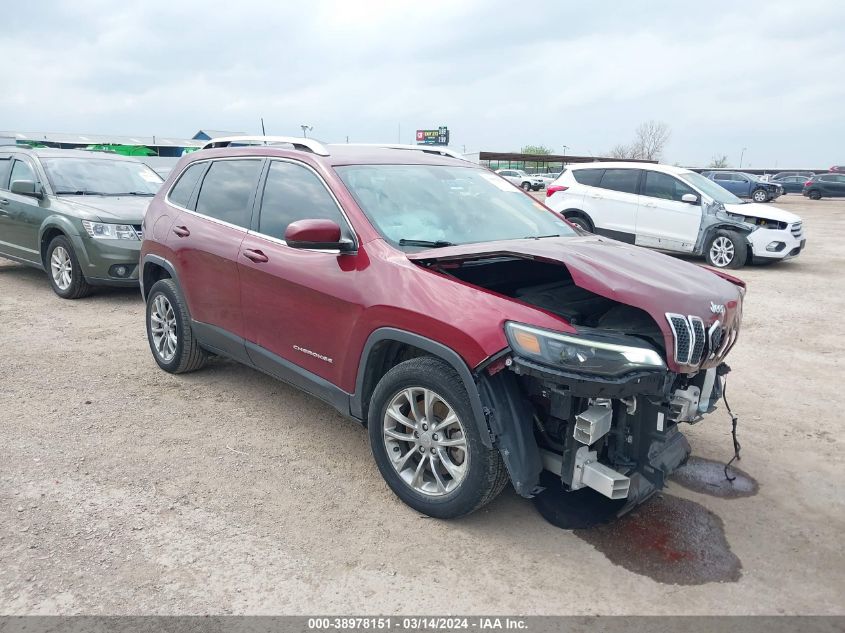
{"left": 1, "top": 196, "right": 843, "bottom": 615}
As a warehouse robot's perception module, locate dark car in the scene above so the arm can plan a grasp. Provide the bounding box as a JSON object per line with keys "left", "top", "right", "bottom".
{"left": 705, "top": 171, "right": 782, "bottom": 202}
{"left": 139, "top": 136, "right": 744, "bottom": 521}
{"left": 772, "top": 171, "right": 815, "bottom": 180}
{"left": 829, "top": 166, "right": 844, "bottom": 173}
{"left": 0, "top": 146, "right": 162, "bottom": 298}
{"left": 803, "top": 173, "right": 845, "bottom": 199}
{"left": 771, "top": 175, "right": 811, "bottom": 194}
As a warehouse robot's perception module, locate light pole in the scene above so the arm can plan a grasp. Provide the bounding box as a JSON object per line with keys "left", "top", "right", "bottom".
{"left": 739, "top": 147, "right": 747, "bottom": 169}
{"left": 562, "top": 144, "right": 569, "bottom": 166}
{"left": 300, "top": 124, "right": 313, "bottom": 138}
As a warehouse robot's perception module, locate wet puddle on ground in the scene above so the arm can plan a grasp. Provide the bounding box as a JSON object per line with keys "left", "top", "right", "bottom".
{"left": 573, "top": 494, "right": 742, "bottom": 585}
{"left": 670, "top": 456, "right": 759, "bottom": 499}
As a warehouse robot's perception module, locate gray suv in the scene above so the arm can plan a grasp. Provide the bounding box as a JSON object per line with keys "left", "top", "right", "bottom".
{"left": 0, "top": 147, "right": 163, "bottom": 298}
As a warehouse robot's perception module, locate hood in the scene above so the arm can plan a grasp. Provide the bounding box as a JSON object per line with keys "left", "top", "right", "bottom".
{"left": 724, "top": 202, "right": 801, "bottom": 224}
{"left": 408, "top": 235, "right": 744, "bottom": 371}
{"left": 57, "top": 195, "right": 151, "bottom": 223}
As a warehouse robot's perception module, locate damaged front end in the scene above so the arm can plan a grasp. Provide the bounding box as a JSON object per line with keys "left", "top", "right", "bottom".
{"left": 479, "top": 340, "right": 728, "bottom": 516}
{"left": 420, "top": 248, "right": 743, "bottom": 517}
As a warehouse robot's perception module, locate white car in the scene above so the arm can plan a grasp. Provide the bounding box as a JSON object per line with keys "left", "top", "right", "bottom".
{"left": 545, "top": 162, "right": 805, "bottom": 268}
{"left": 496, "top": 169, "right": 545, "bottom": 191}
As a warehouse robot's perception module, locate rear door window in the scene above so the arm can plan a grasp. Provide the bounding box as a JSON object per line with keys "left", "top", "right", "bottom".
{"left": 0, "top": 157, "right": 11, "bottom": 190}
{"left": 168, "top": 162, "right": 206, "bottom": 209}
{"left": 572, "top": 168, "right": 604, "bottom": 187}
{"left": 195, "top": 159, "right": 263, "bottom": 228}
{"left": 599, "top": 169, "right": 641, "bottom": 194}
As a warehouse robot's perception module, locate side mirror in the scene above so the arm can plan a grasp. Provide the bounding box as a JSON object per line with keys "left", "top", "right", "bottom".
{"left": 681, "top": 193, "right": 699, "bottom": 204}
{"left": 284, "top": 219, "right": 355, "bottom": 252}
{"left": 10, "top": 180, "right": 43, "bottom": 199}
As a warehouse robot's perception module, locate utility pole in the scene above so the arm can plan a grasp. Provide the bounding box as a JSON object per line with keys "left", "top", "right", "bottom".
{"left": 739, "top": 147, "right": 747, "bottom": 169}
{"left": 562, "top": 145, "right": 569, "bottom": 166}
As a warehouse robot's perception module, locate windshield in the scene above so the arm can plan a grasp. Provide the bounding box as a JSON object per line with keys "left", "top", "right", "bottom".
{"left": 678, "top": 171, "right": 745, "bottom": 205}
{"left": 336, "top": 164, "right": 576, "bottom": 248}
{"left": 42, "top": 158, "right": 163, "bottom": 196}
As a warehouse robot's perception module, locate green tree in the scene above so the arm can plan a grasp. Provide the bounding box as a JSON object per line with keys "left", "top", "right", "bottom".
{"left": 521, "top": 144, "right": 553, "bottom": 155}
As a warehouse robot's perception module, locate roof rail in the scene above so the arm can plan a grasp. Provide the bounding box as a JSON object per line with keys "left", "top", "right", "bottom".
{"left": 343, "top": 143, "right": 468, "bottom": 161}
{"left": 201, "top": 136, "right": 329, "bottom": 156}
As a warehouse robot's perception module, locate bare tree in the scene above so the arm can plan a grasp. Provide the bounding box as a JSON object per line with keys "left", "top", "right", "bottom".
{"left": 709, "top": 154, "right": 730, "bottom": 168}
{"left": 631, "top": 120, "right": 671, "bottom": 161}
{"left": 608, "top": 143, "right": 634, "bottom": 159}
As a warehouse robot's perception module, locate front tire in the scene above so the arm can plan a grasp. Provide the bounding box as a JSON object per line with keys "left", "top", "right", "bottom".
{"left": 705, "top": 230, "right": 747, "bottom": 269}
{"left": 752, "top": 188, "right": 769, "bottom": 203}
{"left": 521, "top": 181, "right": 531, "bottom": 191}
{"left": 368, "top": 357, "right": 508, "bottom": 519}
{"left": 46, "top": 235, "right": 92, "bottom": 299}
{"left": 145, "top": 279, "right": 207, "bottom": 373}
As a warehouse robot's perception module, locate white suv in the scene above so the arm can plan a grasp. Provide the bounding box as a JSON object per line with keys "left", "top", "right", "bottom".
{"left": 545, "top": 162, "right": 805, "bottom": 268}
{"left": 496, "top": 169, "right": 545, "bottom": 191}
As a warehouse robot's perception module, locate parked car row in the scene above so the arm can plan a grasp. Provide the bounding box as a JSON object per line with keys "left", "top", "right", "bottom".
{"left": 546, "top": 162, "right": 805, "bottom": 269}
{"left": 701, "top": 171, "right": 783, "bottom": 202}
{"left": 0, "top": 138, "right": 747, "bottom": 524}
{"left": 494, "top": 168, "right": 545, "bottom": 191}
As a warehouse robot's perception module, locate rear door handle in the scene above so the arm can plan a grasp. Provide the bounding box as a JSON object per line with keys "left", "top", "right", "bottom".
{"left": 243, "top": 249, "right": 269, "bottom": 263}
{"left": 172, "top": 225, "right": 190, "bottom": 237}
{"left": 0, "top": 198, "right": 9, "bottom": 205}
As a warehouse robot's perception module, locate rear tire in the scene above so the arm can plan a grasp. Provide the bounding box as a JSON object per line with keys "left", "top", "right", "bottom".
{"left": 808, "top": 190, "right": 821, "bottom": 200}
{"left": 705, "top": 230, "right": 747, "bottom": 269}
{"left": 368, "top": 357, "right": 508, "bottom": 519}
{"left": 565, "top": 214, "right": 593, "bottom": 232}
{"left": 145, "top": 278, "right": 207, "bottom": 374}
{"left": 46, "top": 235, "right": 92, "bottom": 299}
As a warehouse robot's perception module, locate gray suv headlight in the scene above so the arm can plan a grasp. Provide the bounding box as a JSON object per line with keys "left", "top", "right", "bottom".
{"left": 505, "top": 322, "right": 666, "bottom": 377}
{"left": 81, "top": 220, "right": 140, "bottom": 240}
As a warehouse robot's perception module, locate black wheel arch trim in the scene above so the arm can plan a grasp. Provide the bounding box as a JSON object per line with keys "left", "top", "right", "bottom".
{"left": 351, "top": 327, "right": 495, "bottom": 448}
{"left": 141, "top": 254, "right": 182, "bottom": 302}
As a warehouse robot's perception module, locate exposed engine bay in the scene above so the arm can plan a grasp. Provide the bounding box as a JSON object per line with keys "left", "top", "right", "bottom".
{"left": 430, "top": 254, "right": 731, "bottom": 516}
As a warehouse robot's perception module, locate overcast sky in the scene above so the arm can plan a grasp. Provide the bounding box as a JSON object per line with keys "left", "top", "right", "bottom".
{"left": 2, "top": 0, "right": 843, "bottom": 167}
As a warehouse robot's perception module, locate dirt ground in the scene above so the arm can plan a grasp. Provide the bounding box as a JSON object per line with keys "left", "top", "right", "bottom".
{"left": 1, "top": 196, "right": 843, "bottom": 615}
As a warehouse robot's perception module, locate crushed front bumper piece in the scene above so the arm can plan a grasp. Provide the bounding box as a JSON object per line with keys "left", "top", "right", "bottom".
{"left": 479, "top": 354, "right": 726, "bottom": 516}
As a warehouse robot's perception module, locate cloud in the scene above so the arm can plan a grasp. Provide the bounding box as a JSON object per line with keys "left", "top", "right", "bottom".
{"left": 1, "top": 0, "right": 843, "bottom": 166}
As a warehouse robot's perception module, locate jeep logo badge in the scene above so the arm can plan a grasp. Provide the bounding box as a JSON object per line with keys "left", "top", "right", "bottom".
{"left": 710, "top": 302, "right": 725, "bottom": 315}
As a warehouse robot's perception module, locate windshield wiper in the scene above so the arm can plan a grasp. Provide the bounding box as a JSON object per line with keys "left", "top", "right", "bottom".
{"left": 398, "top": 239, "right": 455, "bottom": 248}
{"left": 55, "top": 190, "right": 109, "bottom": 196}
{"left": 523, "top": 234, "right": 560, "bottom": 239}
{"left": 117, "top": 192, "right": 155, "bottom": 196}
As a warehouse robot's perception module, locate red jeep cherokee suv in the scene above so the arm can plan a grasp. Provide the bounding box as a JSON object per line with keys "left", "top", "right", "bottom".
{"left": 140, "top": 137, "right": 744, "bottom": 520}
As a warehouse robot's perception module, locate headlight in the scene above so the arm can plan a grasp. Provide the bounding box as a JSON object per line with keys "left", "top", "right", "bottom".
{"left": 81, "top": 220, "right": 139, "bottom": 240}
{"left": 505, "top": 322, "right": 666, "bottom": 377}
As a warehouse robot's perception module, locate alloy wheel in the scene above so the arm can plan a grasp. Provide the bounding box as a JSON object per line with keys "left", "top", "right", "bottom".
{"left": 382, "top": 387, "right": 469, "bottom": 497}
{"left": 50, "top": 246, "right": 73, "bottom": 290}
{"left": 150, "top": 294, "right": 178, "bottom": 362}
{"left": 710, "top": 236, "right": 735, "bottom": 267}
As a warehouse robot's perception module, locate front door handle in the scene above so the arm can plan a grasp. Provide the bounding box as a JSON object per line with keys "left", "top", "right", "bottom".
{"left": 0, "top": 198, "right": 9, "bottom": 205}
{"left": 243, "top": 249, "right": 269, "bottom": 263}
{"left": 172, "top": 225, "right": 190, "bottom": 237}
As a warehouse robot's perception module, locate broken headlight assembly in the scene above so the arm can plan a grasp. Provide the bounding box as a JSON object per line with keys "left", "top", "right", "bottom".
{"left": 505, "top": 322, "right": 666, "bottom": 377}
